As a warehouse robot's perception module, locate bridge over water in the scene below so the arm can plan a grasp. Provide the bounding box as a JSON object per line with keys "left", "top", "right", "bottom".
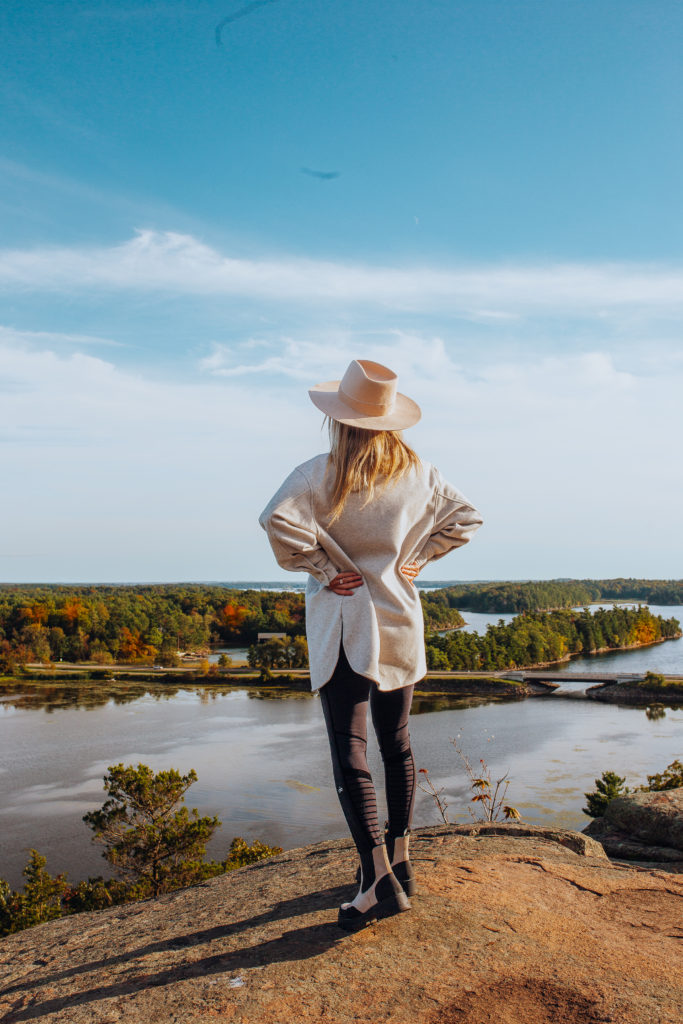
{"left": 502, "top": 671, "right": 645, "bottom": 697}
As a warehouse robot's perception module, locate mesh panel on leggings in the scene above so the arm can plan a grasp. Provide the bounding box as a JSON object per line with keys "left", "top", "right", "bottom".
{"left": 382, "top": 745, "right": 416, "bottom": 837}
{"left": 375, "top": 717, "right": 416, "bottom": 837}
{"left": 319, "top": 707, "right": 382, "bottom": 853}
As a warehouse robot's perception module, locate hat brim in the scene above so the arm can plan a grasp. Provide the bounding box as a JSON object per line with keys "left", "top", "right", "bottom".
{"left": 308, "top": 380, "right": 421, "bottom": 431}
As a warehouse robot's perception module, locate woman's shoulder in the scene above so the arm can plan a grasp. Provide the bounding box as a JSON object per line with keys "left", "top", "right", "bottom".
{"left": 411, "top": 461, "right": 468, "bottom": 500}
{"left": 265, "top": 454, "right": 329, "bottom": 502}
{"left": 382, "top": 458, "right": 438, "bottom": 499}
{"left": 420, "top": 462, "right": 479, "bottom": 510}
{"left": 418, "top": 460, "right": 459, "bottom": 485}
{"left": 293, "top": 453, "right": 330, "bottom": 485}
{"left": 260, "top": 455, "right": 329, "bottom": 523}
{"left": 409, "top": 458, "right": 439, "bottom": 488}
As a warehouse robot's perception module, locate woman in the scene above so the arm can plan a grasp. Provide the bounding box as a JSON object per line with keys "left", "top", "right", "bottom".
{"left": 259, "top": 358, "right": 483, "bottom": 931}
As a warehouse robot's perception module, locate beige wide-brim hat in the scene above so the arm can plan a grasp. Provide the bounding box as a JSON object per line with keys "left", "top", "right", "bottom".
{"left": 308, "top": 358, "right": 421, "bottom": 431}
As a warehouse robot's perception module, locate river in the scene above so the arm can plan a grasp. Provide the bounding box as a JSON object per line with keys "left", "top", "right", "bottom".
{"left": 1, "top": 655, "right": 681, "bottom": 888}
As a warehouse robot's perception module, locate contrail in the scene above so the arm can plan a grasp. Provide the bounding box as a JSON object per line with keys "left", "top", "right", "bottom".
{"left": 215, "top": 0, "right": 280, "bottom": 47}
{"left": 301, "top": 167, "right": 341, "bottom": 181}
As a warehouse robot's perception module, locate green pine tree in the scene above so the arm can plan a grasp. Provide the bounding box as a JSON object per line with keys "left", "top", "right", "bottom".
{"left": 582, "top": 771, "right": 628, "bottom": 817}
{"left": 83, "top": 763, "right": 221, "bottom": 897}
{"left": 0, "top": 850, "right": 68, "bottom": 936}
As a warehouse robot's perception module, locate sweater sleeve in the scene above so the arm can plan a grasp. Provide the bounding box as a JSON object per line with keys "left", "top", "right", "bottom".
{"left": 413, "top": 472, "right": 483, "bottom": 569}
{"left": 259, "top": 468, "right": 339, "bottom": 586}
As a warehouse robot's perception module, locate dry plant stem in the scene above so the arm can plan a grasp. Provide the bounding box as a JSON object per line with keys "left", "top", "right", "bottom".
{"left": 451, "top": 741, "right": 520, "bottom": 823}
{"left": 473, "top": 772, "right": 512, "bottom": 823}
{"left": 417, "top": 768, "right": 451, "bottom": 824}
{"left": 418, "top": 745, "right": 521, "bottom": 827}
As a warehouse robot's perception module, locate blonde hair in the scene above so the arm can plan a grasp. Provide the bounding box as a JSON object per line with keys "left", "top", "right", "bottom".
{"left": 326, "top": 418, "right": 421, "bottom": 524}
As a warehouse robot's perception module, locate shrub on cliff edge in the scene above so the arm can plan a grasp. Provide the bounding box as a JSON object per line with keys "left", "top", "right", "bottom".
{"left": 582, "top": 760, "right": 683, "bottom": 818}
{"left": 0, "top": 851, "right": 68, "bottom": 936}
{"left": 0, "top": 763, "right": 282, "bottom": 936}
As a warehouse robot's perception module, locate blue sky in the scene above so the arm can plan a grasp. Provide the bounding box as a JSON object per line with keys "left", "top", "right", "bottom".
{"left": 1, "top": 0, "right": 682, "bottom": 582}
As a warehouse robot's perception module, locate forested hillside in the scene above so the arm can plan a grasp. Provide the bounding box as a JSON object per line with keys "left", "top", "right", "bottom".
{"left": 0, "top": 585, "right": 463, "bottom": 669}
{"left": 434, "top": 578, "right": 683, "bottom": 612}
{"left": 1, "top": 581, "right": 679, "bottom": 672}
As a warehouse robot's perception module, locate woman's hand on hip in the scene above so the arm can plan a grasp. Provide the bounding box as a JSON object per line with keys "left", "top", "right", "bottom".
{"left": 400, "top": 561, "right": 420, "bottom": 586}
{"left": 327, "top": 572, "right": 364, "bottom": 596}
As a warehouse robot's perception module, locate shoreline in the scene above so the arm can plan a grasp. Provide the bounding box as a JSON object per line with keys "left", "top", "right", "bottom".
{"left": 13, "top": 628, "right": 682, "bottom": 682}
{"left": 586, "top": 678, "right": 683, "bottom": 705}
{"left": 4, "top": 670, "right": 683, "bottom": 707}
{"left": 490, "top": 631, "right": 683, "bottom": 671}
{"left": 6, "top": 629, "right": 680, "bottom": 685}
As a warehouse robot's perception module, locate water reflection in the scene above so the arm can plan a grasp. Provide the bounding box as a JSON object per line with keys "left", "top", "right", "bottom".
{"left": 0, "top": 680, "right": 318, "bottom": 713}
{"left": 0, "top": 680, "right": 181, "bottom": 712}
{"left": 2, "top": 676, "right": 681, "bottom": 890}
{"left": 411, "top": 693, "right": 505, "bottom": 715}
{"left": 0, "top": 678, "right": 519, "bottom": 717}
{"left": 244, "top": 689, "right": 313, "bottom": 702}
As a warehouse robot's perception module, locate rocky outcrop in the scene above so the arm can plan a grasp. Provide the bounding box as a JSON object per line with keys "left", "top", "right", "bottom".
{"left": 1, "top": 823, "right": 681, "bottom": 1024}
{"left": 418, "top": 676, "right": 532, "bottom": 697}
{"left": 586, "top": 680, "right": 683, "bottom": 705}
{"left": 446, "top": 821, "right": 606, "bottom": 856}
{"left": 583, "top": 788, "right": 683, "bottom": 865}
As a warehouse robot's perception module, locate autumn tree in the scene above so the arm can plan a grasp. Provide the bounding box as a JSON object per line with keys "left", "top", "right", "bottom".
{"left": 117, "top": 627, "right": 157, "bottom": 664}
{"left": 221, "top": 603, "right": 249, "bottom": 638}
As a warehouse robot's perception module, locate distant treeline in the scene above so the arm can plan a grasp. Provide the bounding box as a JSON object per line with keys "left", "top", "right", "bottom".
{"left": 1, "top": 582, "right": 679, "bottom": 672}
{"left": 436, "top": 578, "right": 683, "bottom": 613}
{"left": 0, "top": 584, "right": 463, "bottom": 669}
{"left": 425, "top": 606, "right": 681, "bottom": 672}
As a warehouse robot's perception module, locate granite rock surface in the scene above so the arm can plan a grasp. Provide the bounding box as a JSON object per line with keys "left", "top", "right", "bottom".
{"left": 583, "top": 788, "right": 683, "bottom": 865}
{"left": 1, "top": 823, "right": 681, "bottom": 1024}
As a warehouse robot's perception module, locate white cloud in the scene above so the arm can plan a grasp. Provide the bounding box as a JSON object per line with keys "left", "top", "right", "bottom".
{"left": 2, "top": 230, "right": 683, "bottom": 321}
{"left": 0, "top": 325, "right": 121, "bottom": 349}
{"left": 1, "top": 330, "right": 681, "bottom": 581}
{"left": 201, "top": 333, "right": 465, "bottom": 387}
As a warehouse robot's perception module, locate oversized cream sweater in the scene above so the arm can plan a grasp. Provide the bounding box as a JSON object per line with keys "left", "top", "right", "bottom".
{"left": 259, "top": 454, "right": 483, "bottom": 691}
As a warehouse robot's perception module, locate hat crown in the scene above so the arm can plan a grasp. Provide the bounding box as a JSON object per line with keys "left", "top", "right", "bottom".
{"left": 307, "top": 357, "right": 421, "bottom": 430}
{"left": 338, "top": 360, "right": 397, "bottom": 416}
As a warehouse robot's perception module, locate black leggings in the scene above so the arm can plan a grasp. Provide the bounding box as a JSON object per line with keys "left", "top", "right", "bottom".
{"left": 319, "top": 646, "right": 416, "bottom": 858}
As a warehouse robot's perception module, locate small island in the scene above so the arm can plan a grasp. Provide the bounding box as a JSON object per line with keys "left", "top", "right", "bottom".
{"left": 587, "top": 670, "right": 683, "bottom": 705}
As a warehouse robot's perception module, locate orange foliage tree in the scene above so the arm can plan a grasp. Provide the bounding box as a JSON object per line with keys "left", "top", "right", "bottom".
{"left": 221, "top": 604, "right": 249, "bottom": 638}
{"left": 118, "top": 628, "right": 158, "bottom": 664}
